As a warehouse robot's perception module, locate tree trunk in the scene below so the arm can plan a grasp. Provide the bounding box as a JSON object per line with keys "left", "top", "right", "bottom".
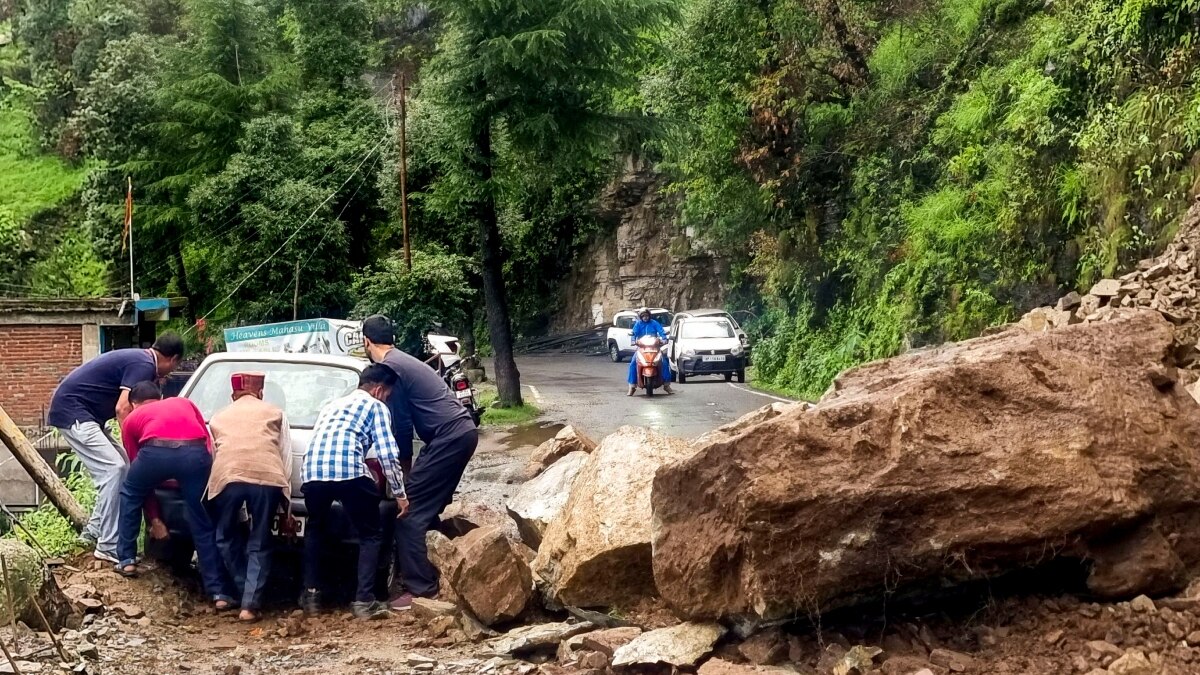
{"left": 471, "top": 119, "right": 523, "bottom": 407}
{"left": 172, "top": 241, "right": 196, "bottom": 325}
{"left": 0, "top": 406, "right": 88, "bottom": 532}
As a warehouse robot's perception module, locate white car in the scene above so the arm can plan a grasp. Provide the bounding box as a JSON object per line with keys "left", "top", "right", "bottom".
{"left": 606, "top": 307, "right": 672, "bottom": 362}
{"left": 668, "top": 316, "right": 747, "bottom": 383}
{"left": 156, "top": 352, "right": 407, "bottom": 596}
{"left": 673, "top": 308, "right": 749, "bottom": 347}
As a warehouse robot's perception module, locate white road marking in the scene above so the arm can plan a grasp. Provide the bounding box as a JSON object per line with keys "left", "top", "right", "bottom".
{"left": 727, "top": 382, "right": 795, "bottom": 403}
{"left": 523, "top": 384, "right": 544, "bottom": 404}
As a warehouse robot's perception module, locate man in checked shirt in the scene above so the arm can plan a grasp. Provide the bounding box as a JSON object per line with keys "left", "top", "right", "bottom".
{"left": 299, "top": 364, "right": 409, "bottom": 620}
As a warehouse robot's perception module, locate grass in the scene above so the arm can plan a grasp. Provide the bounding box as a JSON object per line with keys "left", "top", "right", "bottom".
{"left": 0, "top": 92, "right": 90, "bottom": 224}
{"left": 476, "top": 385, "right": 542, "bottom": 426}
{"left": 747, "top": 365, "right": 808, "bottom": 402}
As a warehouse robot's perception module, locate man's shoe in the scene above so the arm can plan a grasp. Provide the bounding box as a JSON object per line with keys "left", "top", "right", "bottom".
{"left": 351, "top": 600, "right": 390, "bottom": 620}
{"left": 627, "top": 385, "right": 636, "bottom": 396}
{"left": 299, "top": 588, "right": 321, "bottom": 616}
{"left": 388, "top": 592, "right": 414, "bottom": 611}
{"left": 93, "top": 550, "right": 119, "bottom": 564}
{"left": 664, "top": 383, "right": 675, "bottom": 394}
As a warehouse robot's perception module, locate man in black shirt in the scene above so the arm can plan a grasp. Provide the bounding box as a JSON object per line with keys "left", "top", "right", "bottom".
{"left": 361, "top": 315, "right": 478, "bottom": 609}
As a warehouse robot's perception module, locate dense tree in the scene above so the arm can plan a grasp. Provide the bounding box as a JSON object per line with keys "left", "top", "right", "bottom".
{"left": 418, "top": 0, "right": 673, "bottom": 406}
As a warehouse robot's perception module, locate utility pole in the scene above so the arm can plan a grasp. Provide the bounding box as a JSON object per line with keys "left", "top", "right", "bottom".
{"left": 397, "top": 74, "right": 412, "bottom": 271}
{"left": 292, "top": 258, "right": 300, "bottom": 321}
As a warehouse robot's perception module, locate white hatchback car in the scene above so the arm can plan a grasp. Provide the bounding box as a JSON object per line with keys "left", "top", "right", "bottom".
{"left": 668, "top": 316, "right": 747, "bottom": 383}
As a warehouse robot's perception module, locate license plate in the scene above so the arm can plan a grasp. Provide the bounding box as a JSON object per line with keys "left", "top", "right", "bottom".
{"left": 456, "top": 390, "right": 474, "bottom": 400}
{"left": 702, "top": 355, "right": 726, "bottom": 362}
{"left": 271, "top": 514, "right": 306, "bottom": 537}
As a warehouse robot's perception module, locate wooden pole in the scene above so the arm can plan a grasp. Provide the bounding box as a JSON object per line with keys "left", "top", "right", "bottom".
{"left": 25, "top": 587, "right": 68, "bottom": 663}
{"left": 292, "top": 258, "right": 300, "bottom": 321}
{"left": 0, "top": 407, "right": 87, "bottom": 532}
{"left": 398, "top": 73, "right": 412, "bottom": 271}
{"left": 0, "top": 635, "right": 21, "bottom": 675}
{"left": 1, "top": 556, "right": 19, "bottom": 651}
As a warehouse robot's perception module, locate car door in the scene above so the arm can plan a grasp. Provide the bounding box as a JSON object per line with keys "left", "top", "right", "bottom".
{"left": 616, "top": 314, "right": 635, "bottom": 352}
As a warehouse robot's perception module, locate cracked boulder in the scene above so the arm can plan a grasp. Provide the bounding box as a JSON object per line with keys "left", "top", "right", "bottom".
{"left": 652, "top": 311, "right": 1200, "bottom": 621}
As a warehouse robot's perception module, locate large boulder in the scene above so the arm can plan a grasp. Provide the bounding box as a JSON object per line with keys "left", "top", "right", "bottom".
{"left": 444, "top": 526, "right": 533, "bottom": 626}
{"left": 524, "top": 425, "right": 597, "bottom": 479}
{"left": 652, "top": 311, "right": 1200, "bottom": 621}
{"left": 0, "top": 539, "right": 74, "bottom": 629}
{"left": 532, "top": 426, "right": 696, "bottom": 608}
{"left": 507, "top": 451, "right": 590, "bottom": 550}
{"left": 690, "top": 401, "right": 807, "bottom": 448}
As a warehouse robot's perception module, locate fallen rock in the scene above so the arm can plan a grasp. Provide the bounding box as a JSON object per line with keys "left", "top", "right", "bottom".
{"left": 835, "top": 645, "right": 884, "bottom": 674}
{"left": 507, "top": 451, "right": 590, "bottom": 550}
{"left": 487, "top": 622, "right": 595, "bottom": 656}
{"left": 691, "top": 402, "right": 805, "bottom": 447}
{"left": 110, "top": 603, "right": 144, "bottom": 620}
{"left": 652, "top": 312, "right": 1200, "bottom": 621}
{"left": 446, "top": 526, "right": 534, "bottom": 625}
{"left": 737, "top": 627, "right": 787, "bottom": 665}
{"left": 696, "top": 659, "right": 797, "bottom": 674}
{"left": 610, "top": 622, "right": 725, "bottom": 668}
{"left": 412, "top": 598, "right": 458, "bottom": 622}
{"left": 525, "top": 426, "right": 597, "bottom": 479}
{"left": 928, "top": 648, "right": 974, "bottom": 673}
{"left": 534, "top": 426, "right": 696, "bottom": 608}
{"left": 438, "top": 501, "right": 512, "bottom": 538}
{"left": 881, "top": 656, "right": 942, "bottom": 675}
{"left": 1107, "top": 649, "right": 1154, "bottom": 675}
{"left": 0, "top": 539, "right": 73, "bottom": 629}
{"left": 580, "top": 627, "right": 642, "bottom": 657}
{"left": 1087, "top": 526, "right": 1184, "bottom": 599}
{"left": 1090, "top": 278, "right": 1122, "bottom": 297}
{"left": 1128, "top": 594, "right": 1156, "bottom": 613}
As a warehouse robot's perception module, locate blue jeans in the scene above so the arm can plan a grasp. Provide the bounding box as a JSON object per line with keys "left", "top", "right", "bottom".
{"left": 117, "top": 445, "right": 234, "bottom": 601}
{"left": 627, "top": 352, "right": 672, "bottom": 385}
{"left": 211, "top": 483, "right": 282, "bottom": 611}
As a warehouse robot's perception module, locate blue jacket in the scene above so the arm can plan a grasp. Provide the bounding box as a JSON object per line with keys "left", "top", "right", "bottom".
{"left": 632, "top": 319, "right": 668, "bottom": 341}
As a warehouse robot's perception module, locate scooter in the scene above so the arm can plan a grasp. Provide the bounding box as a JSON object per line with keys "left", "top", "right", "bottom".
{"left": 424, "top": 333, "right": 483, "bottom": 426}
{"left": 633, "top": 335, "right": 667, "bottom": 396}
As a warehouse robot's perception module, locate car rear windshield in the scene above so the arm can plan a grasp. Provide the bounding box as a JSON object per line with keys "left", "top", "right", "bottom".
{"left": 680, "top": 321, "right": 735, "bottom": 339}
{"left": 186, "top": 361, "right": 360, "bottom": 428}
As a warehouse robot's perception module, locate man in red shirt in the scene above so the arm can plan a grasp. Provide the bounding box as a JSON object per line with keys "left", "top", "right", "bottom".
{"left": 117, "top": 382, "right": 235, "bottom": 610}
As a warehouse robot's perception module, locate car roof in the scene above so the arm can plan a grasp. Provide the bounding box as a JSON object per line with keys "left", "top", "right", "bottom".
{"left": 677, "top": 308, "right": 731, "bottom": 317}
{"left": 679, "top": 315, "right": 733, "bottom": 323}
{"left": 199, "top": 351, "right": 368, "bottom": 370}
{"left": 615, "top": 307, "right": 670, "bottom": 315}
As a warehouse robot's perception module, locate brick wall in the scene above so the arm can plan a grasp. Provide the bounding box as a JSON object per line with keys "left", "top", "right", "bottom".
{"left": 0, "top": 325, "right": 83, "bottom": 428}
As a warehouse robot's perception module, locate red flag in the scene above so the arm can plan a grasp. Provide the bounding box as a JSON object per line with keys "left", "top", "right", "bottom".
{"left": 121, "top": 177, "right": 132, "bottom": 253}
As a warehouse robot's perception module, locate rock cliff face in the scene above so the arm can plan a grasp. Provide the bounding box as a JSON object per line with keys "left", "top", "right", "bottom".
{"left": 551, "top": 159, "right": 729, "bottom": 331}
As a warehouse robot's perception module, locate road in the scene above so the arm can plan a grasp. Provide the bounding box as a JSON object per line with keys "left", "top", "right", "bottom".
{"left": 510, "top": 353, "right": 791, "bottom": 439}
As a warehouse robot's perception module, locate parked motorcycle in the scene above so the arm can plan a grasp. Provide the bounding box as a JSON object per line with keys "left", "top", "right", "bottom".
{"left": 633, "top": 335, "right": 667, "bottom": 396}
{"left": 424, "top": 332, "right": 483, "bottom": 426}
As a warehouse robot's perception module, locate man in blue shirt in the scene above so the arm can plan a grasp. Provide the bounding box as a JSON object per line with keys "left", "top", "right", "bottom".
{"left": 48, "top": 334, "right": 184, "bottom": 563}
{"left": 626, "top": 308, "right": 674, "bottom": 395}
{"left": 360, "top": 315, "right": 478, "bottom": 609}
{"left": 300, "top": 364, "right": 408, "bottom": 620}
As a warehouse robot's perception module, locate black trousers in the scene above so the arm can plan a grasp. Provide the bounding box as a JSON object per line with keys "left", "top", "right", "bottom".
{"left": 211, "top": 483, "right": 283, "bottom": 611}
{"left": 302, "top": 476, "right": 381, "bottom": 603}
{"left": 395, "top": 429, "right": 478, "bottom": 597}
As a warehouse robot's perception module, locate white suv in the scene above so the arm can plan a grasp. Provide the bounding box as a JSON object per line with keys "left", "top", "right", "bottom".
{"left": 606, "top": 308, "right": 672, "bottom": 362}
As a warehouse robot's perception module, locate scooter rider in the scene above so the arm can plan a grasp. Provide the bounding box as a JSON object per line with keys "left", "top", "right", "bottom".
{"left": 627, "top": 308, "right": 674, "bottom": 396}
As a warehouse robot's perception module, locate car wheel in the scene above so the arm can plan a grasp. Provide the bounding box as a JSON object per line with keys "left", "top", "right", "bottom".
{"left": 724, "top": 372, "right": 733, "bottom": 382}
{"left": 736, "top": 369, "right": 746, "bottom": 383}
{"left": 609, "top": 341, "right": 622, "bottom": 363}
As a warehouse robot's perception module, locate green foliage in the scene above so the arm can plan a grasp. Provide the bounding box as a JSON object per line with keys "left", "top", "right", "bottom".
{"left": 9, "top": 453, "right": 97, "bottom": 556}
{"left": 351, "top": 248, "right": 476, "bottom": 354}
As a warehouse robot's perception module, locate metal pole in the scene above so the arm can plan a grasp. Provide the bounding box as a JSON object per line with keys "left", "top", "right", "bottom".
{"left": 398, "top": 74, "right": 411, "bottom": 271}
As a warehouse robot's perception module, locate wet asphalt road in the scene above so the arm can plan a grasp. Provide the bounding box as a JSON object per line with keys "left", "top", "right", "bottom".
{"left": 510, "top": 353, "right": 792, "bottom": 440}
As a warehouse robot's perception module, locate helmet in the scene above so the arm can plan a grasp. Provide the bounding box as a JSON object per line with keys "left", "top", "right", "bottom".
{"left": 637, "top": 306, "right": 651, "bottom": 318}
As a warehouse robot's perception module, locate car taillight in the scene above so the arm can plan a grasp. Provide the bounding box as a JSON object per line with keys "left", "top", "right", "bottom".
{"left": 454, "top": 379, "right": 469, "bottom": 391}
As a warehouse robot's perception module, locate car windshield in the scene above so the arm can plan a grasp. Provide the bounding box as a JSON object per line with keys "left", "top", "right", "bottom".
{"left": 186, "top": 361, "right": 361, "bottom": 428}
{"left": 680, "top": 320, "right": 735, "bottom": 339}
